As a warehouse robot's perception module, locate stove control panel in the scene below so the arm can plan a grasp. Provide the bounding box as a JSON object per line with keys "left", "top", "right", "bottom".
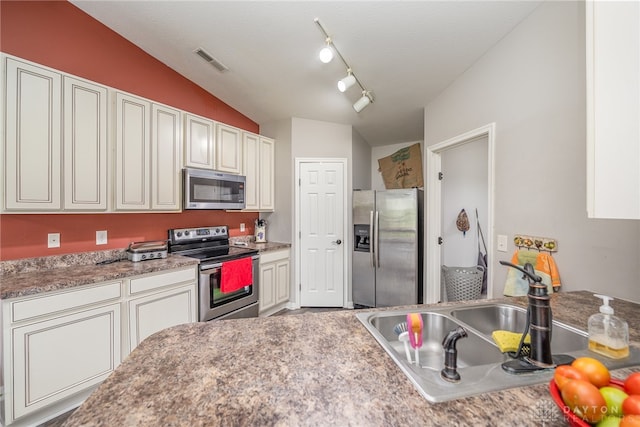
{"left": 169, "top": 225, "right": 229, "bottom": 243}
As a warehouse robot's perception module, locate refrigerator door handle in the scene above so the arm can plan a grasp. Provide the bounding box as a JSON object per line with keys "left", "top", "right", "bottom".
{"left": 375, "top": 210, "right": 380, "bottom": 268}
{"left": 369, "top": 210, "right": 375, "bottom": 268}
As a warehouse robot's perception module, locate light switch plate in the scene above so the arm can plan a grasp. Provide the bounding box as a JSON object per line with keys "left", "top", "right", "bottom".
{"left": 497, "top": 234, "right": 508, "bottom": 252}
{"left": 240, "top": 223, "right": 245, "bottom": 232}
{"left": 48, "top": 233, "right": 60, "bottom": 248}
{"left": 96, "top": 230, "right": 108, "bottom": 245}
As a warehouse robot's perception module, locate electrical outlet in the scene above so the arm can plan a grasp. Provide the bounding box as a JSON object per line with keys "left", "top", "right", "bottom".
{"left": 48, "top": 233, "right": 60, "bottom": 248}
{"left": 240, "top": 223, "right": 245, "bottom": 232}
{"left": 497, "top": 234, "right": 508, "bottom": 252}
{"left": 96, "top": 230, "right": 108, "bottom": 245}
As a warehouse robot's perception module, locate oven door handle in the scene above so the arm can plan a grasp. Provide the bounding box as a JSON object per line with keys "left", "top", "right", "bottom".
{"left": 200, "top": 254, "right": 259, "bottom": 271}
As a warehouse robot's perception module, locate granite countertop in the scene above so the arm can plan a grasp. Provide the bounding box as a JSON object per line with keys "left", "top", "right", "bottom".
{"left": 230, "top": 239, "right": 291, "bottom": 252}
{"left": 0, "top": 253, "right": 199, "bottom": 300}
{"left": 0, "top": 241, "right": 290, "bottom": 300}
{"left": 63, "top": 291, "right": 639, "bottom": 426}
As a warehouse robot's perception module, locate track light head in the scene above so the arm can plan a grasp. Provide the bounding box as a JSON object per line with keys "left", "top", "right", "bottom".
{"left": 319, "top": 38, "right": 333, "bottom": 63}
{"left": 353, "top": 91, "right": 373, "bottom": 113}
{"left": 337, "top": 71, "right": 356, "bottom": 92}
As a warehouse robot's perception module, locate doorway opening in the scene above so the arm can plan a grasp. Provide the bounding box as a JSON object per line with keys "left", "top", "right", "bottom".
{"left": 425, "top": 123, "right": 495, "bottom": 303}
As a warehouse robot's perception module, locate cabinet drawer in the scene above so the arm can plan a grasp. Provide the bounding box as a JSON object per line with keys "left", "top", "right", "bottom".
{"left": 10, "top": 282, "right": 122, "bottom": 323}
{"left": 259, "top": 249, "right": 291, "bottom": 265}
{"left": 128, "top": 267, "right": 197, "bottom": 295}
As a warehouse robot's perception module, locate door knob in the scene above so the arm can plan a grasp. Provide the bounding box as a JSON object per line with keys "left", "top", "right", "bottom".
{"left": 332, "top": 239, "right": 342, "bottom": 245}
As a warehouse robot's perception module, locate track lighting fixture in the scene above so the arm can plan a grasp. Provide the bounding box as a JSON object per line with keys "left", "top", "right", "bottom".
{"left": 319, "top": 38, "right": 333, "bottom": 63}
{"left": 353, "top": 91, "right": 374, "bottom": 113}
{"left": 337, "top": 70, "right": 356, "bottom": 92}
{"left": 314, "top": 18, "right": 375, "bottom": 113}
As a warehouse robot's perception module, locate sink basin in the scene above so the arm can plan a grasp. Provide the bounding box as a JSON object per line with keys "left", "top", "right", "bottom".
{"left": 356, "top": 302, "right": 640, "bottom": 403}
{"left": 370, "top": 312, "right": 506, "bottom": 370}
{"left": 450, "top": 303, "right": 588, "bottom": 354}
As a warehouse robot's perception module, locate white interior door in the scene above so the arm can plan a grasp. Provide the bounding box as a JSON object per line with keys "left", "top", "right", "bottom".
{"left": 298, "top": 161, "right": 345, "bottom": 307}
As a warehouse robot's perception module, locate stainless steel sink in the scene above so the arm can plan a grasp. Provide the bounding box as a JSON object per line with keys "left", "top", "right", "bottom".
{"left": 356, "top": 302, "right": 640, "bottom": 403}
{"left": 450, "top": 303, "right": 588, "bottom": 354}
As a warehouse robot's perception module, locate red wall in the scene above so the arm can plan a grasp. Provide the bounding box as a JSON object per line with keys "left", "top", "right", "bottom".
{"left": 0, "top": 1, "right": 260, "bottom": 260}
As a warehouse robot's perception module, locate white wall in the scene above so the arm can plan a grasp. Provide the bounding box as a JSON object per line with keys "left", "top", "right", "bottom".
{"left": 424, "top": 1, "right": 640, "bottom": 302}
{"left": 371, "top": 141, "right": 423, "bottom": 191}
{"left": 352, "top": 129, "right": 371, "bottom": 190}
{"left": 441, "top": 137, "right": 488, "bottom": 268}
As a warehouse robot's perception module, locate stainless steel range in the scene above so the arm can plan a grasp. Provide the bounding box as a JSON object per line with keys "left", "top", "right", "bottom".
{"left": 168, "top": 225, "right": 259, "bottom": 321}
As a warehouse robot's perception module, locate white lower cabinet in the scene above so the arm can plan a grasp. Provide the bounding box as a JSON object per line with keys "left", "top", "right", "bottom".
{"left": 259, "top": 249, "right": 290, "bottom": 315}
{"left": 127, "top": 267, "right": 197, "bottom": 352}
{"left": 1, "top": 266, "right": 197, "bottom": 426}
{"left": 11, "top": 303, "right": 121, "bottom": 420}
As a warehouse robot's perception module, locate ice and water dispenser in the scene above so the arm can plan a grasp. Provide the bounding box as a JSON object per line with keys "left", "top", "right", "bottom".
{"left": 354, "top": 224, "right": 370, "bottom": 252}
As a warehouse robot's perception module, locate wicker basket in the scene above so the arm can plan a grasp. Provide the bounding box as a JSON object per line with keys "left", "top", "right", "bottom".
{"left": 442, "top": 265, "right": 485, "bottom": 301}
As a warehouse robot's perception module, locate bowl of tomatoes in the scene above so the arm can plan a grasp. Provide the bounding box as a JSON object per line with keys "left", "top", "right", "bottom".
{"left": 550, "top": 357, "right": 640, "bottom": 427}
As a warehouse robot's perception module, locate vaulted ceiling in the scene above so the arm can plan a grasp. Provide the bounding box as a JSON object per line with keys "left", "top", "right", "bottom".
{"left": 71, "top": 1, "right": 541, "bottom": 146}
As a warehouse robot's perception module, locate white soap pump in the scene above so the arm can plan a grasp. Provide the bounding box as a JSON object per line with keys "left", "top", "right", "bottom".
{"left": 587, "top": 294, "right": 629, "bottom": 359}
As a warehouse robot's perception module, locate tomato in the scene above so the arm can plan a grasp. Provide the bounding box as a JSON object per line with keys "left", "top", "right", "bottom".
{"left": 625, "top": 373, "right": 640, "bottom": 395}
{"left": 601, "top": 386, "right": 629, "bottom": 417}
{"left": 555, "top": 365, "right": 590, "bottom": 390}
{"left": 621, "top": 414, "right": 640, "bottom": 427}
{"left": 623, "top": 395, "right": 640, "bottom": 416}
{"left": 562, "top": 379, "right": 608, "bottom": 423}
{"left": 572, "top": 357, "right": 611, "bottom": 388}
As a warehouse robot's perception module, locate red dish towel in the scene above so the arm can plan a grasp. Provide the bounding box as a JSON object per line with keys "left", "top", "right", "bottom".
{"left": 220, "top": 257, "right": 253, "bottom": 293}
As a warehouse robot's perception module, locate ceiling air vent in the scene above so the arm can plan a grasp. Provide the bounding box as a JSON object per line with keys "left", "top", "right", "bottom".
{"left": 194, "top": 48, "right": 229, "bottom": 73}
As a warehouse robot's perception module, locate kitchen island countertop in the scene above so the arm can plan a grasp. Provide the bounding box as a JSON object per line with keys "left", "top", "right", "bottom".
{"left": 63, "top": 291, "right": 639, "bottom": 426}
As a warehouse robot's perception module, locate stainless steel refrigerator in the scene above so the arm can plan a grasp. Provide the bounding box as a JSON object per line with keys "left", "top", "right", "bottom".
{"left": 352, "top": 188, "right": 423, "bottom": 307}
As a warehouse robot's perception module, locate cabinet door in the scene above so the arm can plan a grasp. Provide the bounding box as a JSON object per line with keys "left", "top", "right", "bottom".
{"left": 63, "top": 77, "right": 108, "bottom": 210}
{"left": 4, "top": 57, "right": 61, "bottom": 210}
{"left": 216, "top": 123, "right": 242, "bottom": 174}
{"left": 184, "top": 113, "right": 215, "bottom": 169}
{"left": 259, "top": 137, "right": 275, "bottom": 211}
{"left": 259, "top": 262, "right": 276, "bottom": 313}
{"left": 128, "top": 283, "right": 197, "bottom": 352}
{"left": 275, "top": 259, "right": 290, "bottom": 306}
{"left": 586, "top": 1, "right": 640, "bottom": 219}
{"left": 242, "top": 133, "right": 260, "bottom": 210}
{"left": 114, "top": 92, "right": 151, "bottom": 210}
{"left": 11, "top": 304, "right": 121, "bottom": 421}
{"left": 151, "top": 104, "right": 182, "bottom": 210}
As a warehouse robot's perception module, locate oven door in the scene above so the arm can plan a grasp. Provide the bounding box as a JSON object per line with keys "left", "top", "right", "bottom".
{"left": 198, "top": 255, "right": 259, "bottom": 321}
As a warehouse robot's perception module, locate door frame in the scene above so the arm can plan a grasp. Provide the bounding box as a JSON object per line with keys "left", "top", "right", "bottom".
{"left": 294, "top": 157, "right": 349, "bottom": 308}
{"left": 425, "top": 123, "right": 496, "bottom": 303}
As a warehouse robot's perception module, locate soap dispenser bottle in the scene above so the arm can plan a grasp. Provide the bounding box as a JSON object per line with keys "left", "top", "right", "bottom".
{"left": 588, "top": 294, "right": 629, "bottom": 359}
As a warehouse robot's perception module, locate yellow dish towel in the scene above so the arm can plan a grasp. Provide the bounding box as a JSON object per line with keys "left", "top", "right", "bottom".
{"left": 502, "top": 249, "right": 561, "bottom": 296}
{"left": 492, "top": 330, "right": 531, "bottom": 353}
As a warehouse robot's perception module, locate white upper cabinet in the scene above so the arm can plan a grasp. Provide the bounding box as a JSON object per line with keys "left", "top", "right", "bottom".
{"left": 242, "top": 133, "right": 274, "bottom": 211}
{"left": 114, "top": 92, "right": 152, "bottom": 210}
{"left": 114, "top": 92, "right": 182, "bottom": 211}
{"left": 184, "top": 113, "right": 215, "bottom": 170}
{"left": 586, "top": 1, "right": 640, "bottom": 219}
{"left": 259, "top": 136, "right": 275, "bottom": 211}
{"left": 216, "top": 123, "right": 242, "bottom": 174}
{"left": 151, "top": 104, "right": 182, "bottom": 210}
{"left": 63, "top": 76, "right": 108, "bottom": 210}
{"left": 3, "top": 56, "right": 108, "bottom": 212}
{"left": 4, "top": 57, "right": 62, "bottom": 211}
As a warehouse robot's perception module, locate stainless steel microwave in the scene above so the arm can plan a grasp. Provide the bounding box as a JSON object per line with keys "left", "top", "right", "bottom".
{"left": 183, "top": 168, "right": 246, "bottom": 210}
